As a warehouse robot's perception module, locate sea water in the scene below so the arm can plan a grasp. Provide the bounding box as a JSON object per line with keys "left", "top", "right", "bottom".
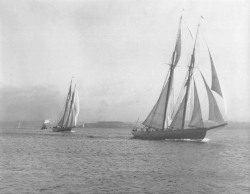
{"left": 0, "top": 127, "right": 249, "bottom": 194}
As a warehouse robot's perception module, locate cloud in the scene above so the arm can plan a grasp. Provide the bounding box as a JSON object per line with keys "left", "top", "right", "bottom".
{"left": 0, "top": 85, "right": 62, "bottom": 121}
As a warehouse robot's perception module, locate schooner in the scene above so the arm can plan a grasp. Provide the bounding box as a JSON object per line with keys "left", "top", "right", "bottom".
{"left": 53, "top": 80, "right": 80, "bottom": 132}
{"left": 132, "top": 16, "right": 227, "bottom": 140}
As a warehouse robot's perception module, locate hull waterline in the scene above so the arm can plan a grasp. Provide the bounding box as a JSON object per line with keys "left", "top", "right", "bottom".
{"left": 52, "top": 127, "right": 72, "bottom": 132}
{"left": 132, "top": 128, "right": 207, "bottom": 140}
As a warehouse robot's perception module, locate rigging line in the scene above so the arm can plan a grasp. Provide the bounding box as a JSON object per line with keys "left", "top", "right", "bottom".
{"left": 207, "top": 127, "right": 222, "bottom": 137}
{"left": 133, "top": 117, "right": 140, "bottom": 130}
{"left": 182, "top": 17, "right": 194, "bottom": 40}
{"left": 186, "top": 24, "right": 193, "bottom": 40}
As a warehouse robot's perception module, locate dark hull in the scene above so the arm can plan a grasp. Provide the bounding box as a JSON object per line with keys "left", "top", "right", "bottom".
{"left": 52, "top": 127, "right": 72, "bottom": 132}
{"left": 132, "top": 128, "right": 207, "bottom": 140}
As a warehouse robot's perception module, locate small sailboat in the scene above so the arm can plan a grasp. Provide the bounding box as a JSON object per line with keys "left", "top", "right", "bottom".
{"left": 53, "top": 80, "right": 80, "bottom": 132}
{"left": 132, "top": 16, "right": 227, "bottom": 140}
{"left": 16, "top": 121, "right": 21, "bottom": 129}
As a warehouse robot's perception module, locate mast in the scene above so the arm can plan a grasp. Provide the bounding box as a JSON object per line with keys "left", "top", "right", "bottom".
{"left": 181, "top": 24, "right": 200, "bottom": 129}
{"left": 162, "top": 16, "right": 182, "bottom": 130}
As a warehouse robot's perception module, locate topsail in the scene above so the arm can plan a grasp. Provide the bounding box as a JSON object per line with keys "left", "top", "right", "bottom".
{"left": 207, "top": 46, "right": 223, "bottom": 97}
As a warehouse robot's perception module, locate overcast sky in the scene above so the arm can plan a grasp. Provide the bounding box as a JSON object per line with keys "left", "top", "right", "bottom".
{"left": 0, "top": 0, "right": 249, "bottom": 122}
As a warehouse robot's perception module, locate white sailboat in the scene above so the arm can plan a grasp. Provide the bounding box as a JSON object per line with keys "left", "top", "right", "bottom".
{"left": 16, "top": 121, "right": 21, "bottom": 129}
{"left": 53, "top": 80, "right": 80, "bottom": 132}
{"left": 132, "top": 16, "right": 227, "bottom": 140}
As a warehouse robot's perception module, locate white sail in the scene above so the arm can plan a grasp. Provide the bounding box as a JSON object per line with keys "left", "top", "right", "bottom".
{"left": 201, "top": 72, "right": 225, "bottom": 124}
{"left": 189, "top": 80, "right": 204, "bottom": 128}
{"left": 73, "top": 89, "right": 80, "bottom": 126}
{"left": 16, "top": 121, "right": 21, "bottom": 128}
{"left": 143, "top": 78, "right": 170, "bottom": 129}
{"left": 69, "top": 110, "right": 75, "bottom": 127}
{"left": 44, "top": 120, "right": 50, "bottom": 124}
{"left": 188, "top": 79, "right": 194, "bottom": 120}
{"left": 166, "top": 73, "right": 175, "bottom": 127}
{"left": 207, "top": 46, "right": 223, "bottom": 97}
{"left": 173, "top": 18, "right": 182, "bottom": 67}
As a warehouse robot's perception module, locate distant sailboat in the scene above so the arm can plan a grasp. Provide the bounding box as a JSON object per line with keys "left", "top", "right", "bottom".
{"left": 132, "top": 16, "right": 227, "bottom": 140}
{"left": 16, "top": 121, "right": 21, "bottom": 129}
{"left": 53, "top": 80, "right": 80, "bottom": 132}
{"left": 41, "top": 119, "right": 50, "bottom": 130}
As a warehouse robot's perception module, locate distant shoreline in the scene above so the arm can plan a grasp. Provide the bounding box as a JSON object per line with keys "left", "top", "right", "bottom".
{"left": 0, "top": 120, "right": 249, "bottom": 129}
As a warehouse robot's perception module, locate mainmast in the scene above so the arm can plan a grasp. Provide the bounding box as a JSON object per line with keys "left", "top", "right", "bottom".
{"left": 162, "top": 16, "right": 182, "bottom": 130}
{"left": 181, "top": 24, "right": 200, "bottom": 129}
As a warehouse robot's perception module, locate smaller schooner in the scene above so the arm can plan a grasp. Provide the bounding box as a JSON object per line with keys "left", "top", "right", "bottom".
{"left": 132, "top": 16, "right": 227, "bottom": 140}
{"left": 53, "top": 80, "right": 80, "bottom": 132}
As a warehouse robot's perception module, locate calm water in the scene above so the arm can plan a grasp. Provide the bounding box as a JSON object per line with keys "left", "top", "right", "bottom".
{"left": 0, "top": 127, "right": 249, "bottom": 194}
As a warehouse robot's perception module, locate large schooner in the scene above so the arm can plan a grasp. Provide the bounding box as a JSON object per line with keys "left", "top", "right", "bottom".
{"left": 53, "top": 80, "right": 80, "bottom": 132}
{"left": 132, "top": 17, "right": 227, "bottom": 140}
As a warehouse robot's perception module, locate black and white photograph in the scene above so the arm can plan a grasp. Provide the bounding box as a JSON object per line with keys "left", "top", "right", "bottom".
{"left": 0, "top": 0, "right": 249, "bottom": 193}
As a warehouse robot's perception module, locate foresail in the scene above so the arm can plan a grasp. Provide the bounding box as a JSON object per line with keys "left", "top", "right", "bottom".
{"left": 207, "top": 46, "right": 223, "bottom": 97}
{"left": 143, "top": 79, "right": 170, "bottom": 129}
{"left": 189, "top": 80, "right": 204, "bottom": 128}
{"left": 201, "top": 72, "right": 225, "bottom": 124}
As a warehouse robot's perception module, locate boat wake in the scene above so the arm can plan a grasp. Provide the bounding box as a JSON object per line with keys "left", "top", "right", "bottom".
{"left": 165, "top": 138, "right": 210, "bottom": 143}
{"left": 202, "top": 138, "right": 210, "bottom": 142}
{"left": 86, "top": 135, "right": 129, "bottom": 140}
